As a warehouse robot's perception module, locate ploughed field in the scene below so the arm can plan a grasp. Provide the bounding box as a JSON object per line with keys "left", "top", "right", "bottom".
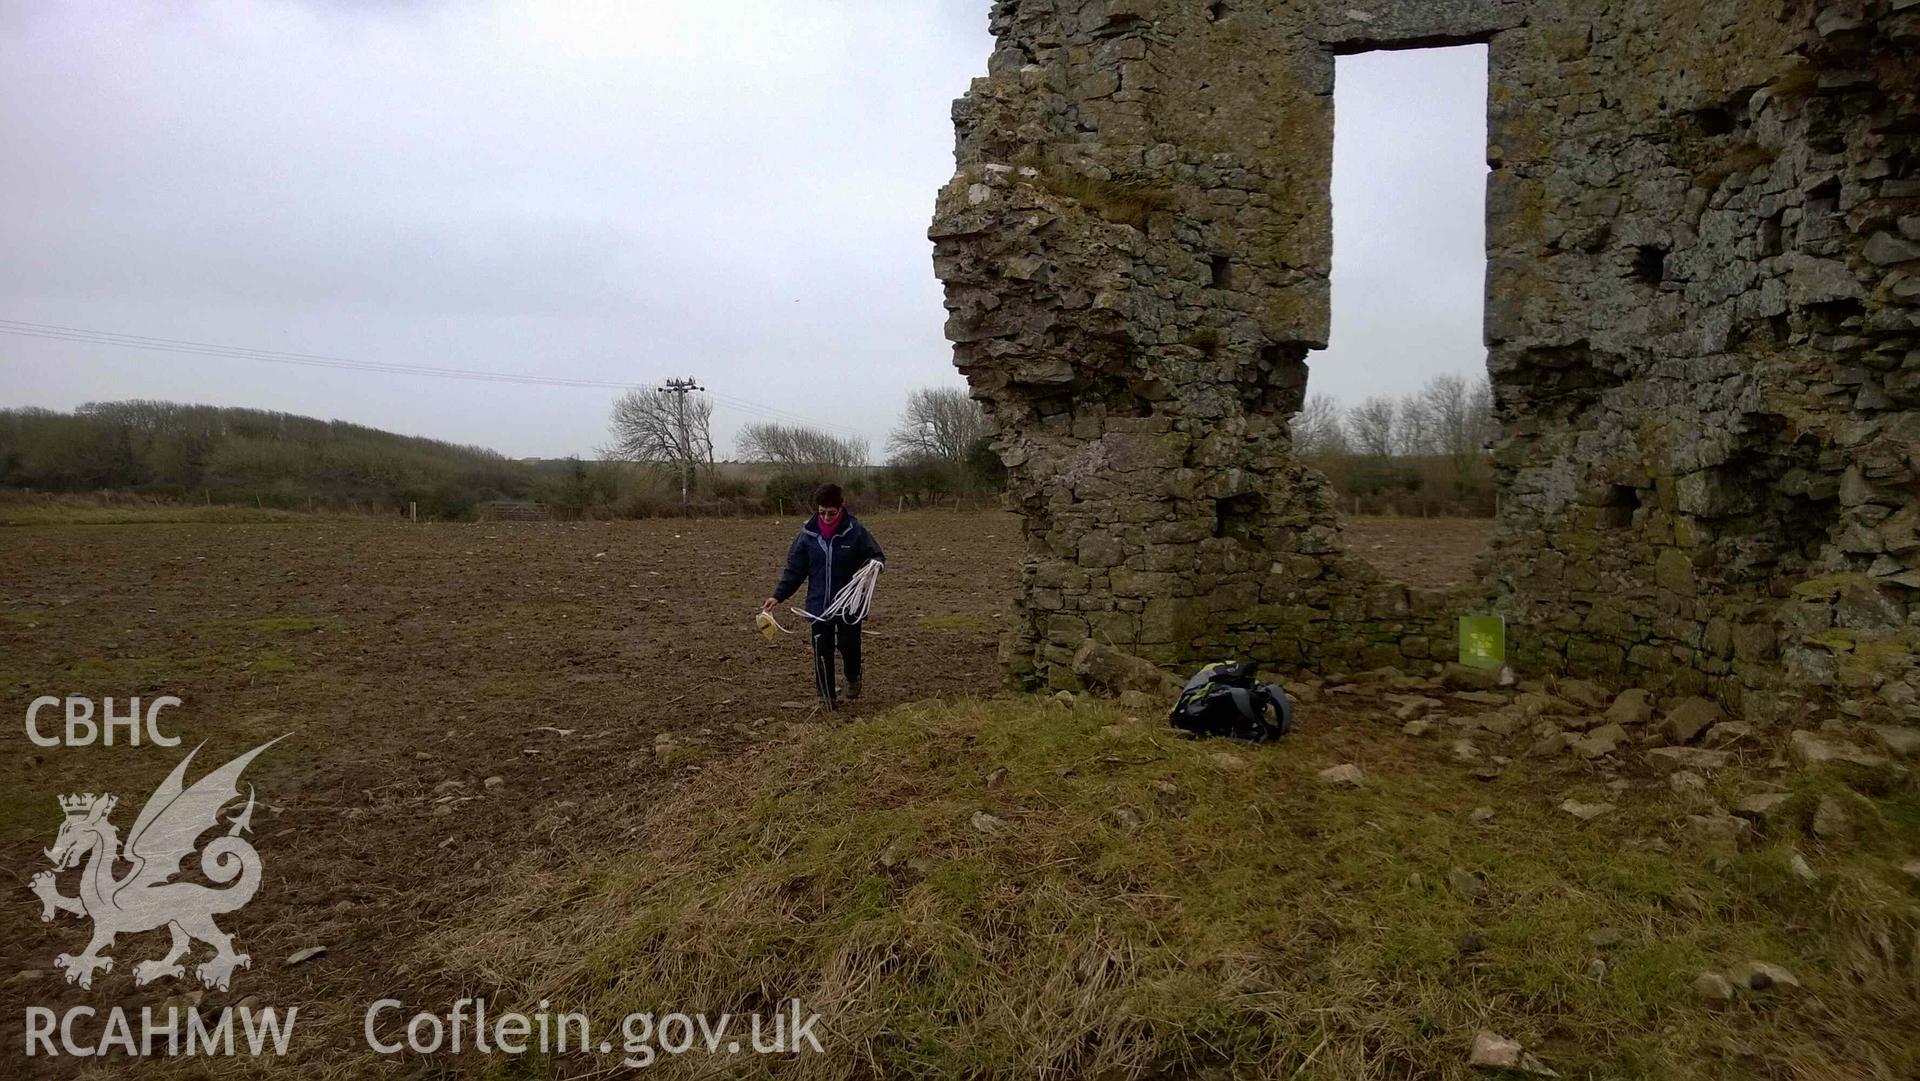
{"left": 1345, "top": 516, "right": 1497, "bottom": 588}
{"left": 0, "top": 512, "right": 1019, "bottom": 1072}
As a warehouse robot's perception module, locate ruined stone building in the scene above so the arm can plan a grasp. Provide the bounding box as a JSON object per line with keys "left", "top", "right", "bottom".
{"left": 929, "top": 1, "right": 1920, "bottom": 723}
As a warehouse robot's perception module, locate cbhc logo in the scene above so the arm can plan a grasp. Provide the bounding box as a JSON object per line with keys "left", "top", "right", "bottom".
{"left": 25, "top": 696, "right": 183, "bottom": 747}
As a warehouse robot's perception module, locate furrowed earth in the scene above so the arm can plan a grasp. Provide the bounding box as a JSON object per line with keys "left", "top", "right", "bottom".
{"left": 1, "top": 512, "right": 1914, "bottom": 1079}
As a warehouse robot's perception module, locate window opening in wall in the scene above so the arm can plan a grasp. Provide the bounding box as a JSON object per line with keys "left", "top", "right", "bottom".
{"left": 1600, "top": 484, "right": 1642, "bottom": 529}
{"left": 1294, "top": 44, "right": 1495, "bottom": 592}
{"left": 1630, "top": 244, "right": 1668, "bottom": 286}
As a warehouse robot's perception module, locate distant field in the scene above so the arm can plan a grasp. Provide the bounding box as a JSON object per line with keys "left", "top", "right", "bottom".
{"left": 1345, "top": 515, "right": 1497, "bottom": 588}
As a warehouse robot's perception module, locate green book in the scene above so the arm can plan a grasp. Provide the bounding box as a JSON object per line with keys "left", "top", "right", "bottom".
{"left": 1458, "top": 615, "right": 1505, "bottom": 670}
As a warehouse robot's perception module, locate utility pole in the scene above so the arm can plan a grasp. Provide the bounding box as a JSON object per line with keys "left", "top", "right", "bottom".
{"left": 661, "top": 377, "right": 703, "bottom": 513}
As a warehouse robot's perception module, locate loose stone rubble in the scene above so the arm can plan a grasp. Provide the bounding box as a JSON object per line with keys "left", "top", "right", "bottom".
{"left": 930, "top": 0, "right": 1920, "bottom": 716}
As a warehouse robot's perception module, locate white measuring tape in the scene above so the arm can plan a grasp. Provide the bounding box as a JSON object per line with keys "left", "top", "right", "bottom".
{"left": 799, "top": 560, "right": 882, "bottom": 624}
{"left": 756, "top": 560, "right": 884, "bottom": 636}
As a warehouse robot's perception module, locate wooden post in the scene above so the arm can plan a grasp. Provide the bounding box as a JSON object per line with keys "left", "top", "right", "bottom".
{"left": 897, "top": 496, "right": 905, "bottom": 513}
{"left": 409, "top": 501, "right": 417, "bottom": 523}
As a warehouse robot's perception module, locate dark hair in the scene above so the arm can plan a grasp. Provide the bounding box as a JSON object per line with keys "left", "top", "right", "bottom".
{"left": 813, "top": 483, "right": 844, "bottom": 508}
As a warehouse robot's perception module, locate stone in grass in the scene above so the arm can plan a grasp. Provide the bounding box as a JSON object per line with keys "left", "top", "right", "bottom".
{"left": 1788, "top": 851, "right": 1817, "bottom": 883}
{"left": 1687, "top": 814, "right": 1753, "bottom": 847}
{"left": 1605, "top": 688, "right": 1655, "bottom": 726}
{"left": 1451, "top": 739, "right": 1483, "bottom": 762}
{"left": 1733, "top": 792, "right": 1791, "bottom": 825}
{"left": 1571, "top": 723, "right": 1627, "bottom": 759}
{"left": 1553, "top": 678, "right": 1609, "bottom": 710}
{"left": 1667, "top": 771, "right": 1709, "bottom": 796}
{"left": 1868, "top": 725, "right": 1920, "bottom": 757}
{"left": 287, "top": 946, "right": 327, "bottom": 966}
{"left": 1558, "top": 713, "right": 1605, "bottom": 733}
{"left": 1648, "top": 746, "right": 1732, "bottom": 774}
{"left": 1812, "top": 796, "right": 1854, "bottom": 841}
{"left": 1317, "top": 763, "right": 1365, "bottom": 788}
{"left": 1469, "top": 806, "right": 1496, "bottom": 825}
{"left": 1475, "top": 711, "right": 1524, "bottom": 737}
{"left": 1659, "top": 697, "right": 1721, "bottom": 745}
{"left": 1790, "top": 730, "right": 1896, "bottom": 771}
{"left": 1529, "top": 732, "right": 1570, "bottom": 757}
{"left": 1209, "top": 751, "right": 1249, "bottom": 772}
{"left": 1560, "top": 799, "right": 1614, "bottom": 821}
{"left": 1448, "top": 866, "right": 1487, "bottom": 900}
{"left": 1468, "top": 1030, "right": 1558, "bottom": 1076}
{"left": 1703, "top": 722, "right": 1756, "bottom": 749}
{"left": 1403, "top": 717, "right": 1435, "bottom": 737}
{"left": 1694, "top": 972, "right": 1736, "bottom": 1002}
{"left": 1444, "top": 663, "right": 1502, "bottom": 691}
{"left": 1898, "top": 859, "right": 1920, "bottom": 883}
{"left": 1727, "top": 960, "right": 1800, "bottom": 992}
{"left": 969, "top": 810, "right": 1007, "bottom": 835}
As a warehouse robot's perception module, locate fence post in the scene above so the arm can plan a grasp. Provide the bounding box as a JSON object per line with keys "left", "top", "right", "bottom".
{"left": 409, "top": 501, "right": 417, "bottom": 523}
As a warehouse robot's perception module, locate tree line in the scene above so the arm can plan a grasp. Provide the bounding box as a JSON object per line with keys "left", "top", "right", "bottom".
{"left": 605, "top": 384, "right": 1003, "bottom": 513}
{"left": 1290, "top": 372, "right": 1498, "bottom": 516}
{"left": 0, "top": 401, "right": 548, "bottom": 518}
{"left": 0, "top": 390, "right": 1009, "bottom": 521}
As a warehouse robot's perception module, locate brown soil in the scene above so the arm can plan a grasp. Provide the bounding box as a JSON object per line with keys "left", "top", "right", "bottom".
{"left": 0, "top": 511, "right": 1018, "bottom": 1075}
{"left": 1342, "top": 516, "right": 1496, "bottom": 589}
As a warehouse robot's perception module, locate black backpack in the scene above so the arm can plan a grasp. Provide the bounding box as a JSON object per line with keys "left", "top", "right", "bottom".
{"left": 1168, "top": 661, "right": 1294, "bottom": 742}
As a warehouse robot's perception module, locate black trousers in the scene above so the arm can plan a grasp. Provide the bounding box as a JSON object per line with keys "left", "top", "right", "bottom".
{"left": 810, "top": 618, "right": 863, "bottom": 704}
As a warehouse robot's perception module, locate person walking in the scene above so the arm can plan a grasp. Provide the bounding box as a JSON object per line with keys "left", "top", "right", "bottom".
{"left": 763, "top": 484, "right": 885, "bottom": 710}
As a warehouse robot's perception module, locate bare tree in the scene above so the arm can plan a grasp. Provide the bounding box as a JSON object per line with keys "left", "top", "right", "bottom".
{"left": 1394, "top": 397, "right": 1434, "bottom": 457}
{"left": 1290, "top": 393, "right": 1347, "bottom": 459}
{"left": 1345, "top": 396, "right": 1398, "bottom": 459}
{"left": 887, "top": 387, "right": 987, "bottom": 465}
{"left": 607, "top": 388, "right": 713, "bottom": 504}
{"left": 1409, "top": 373, "right": 1497, "bottom": 484}
{"left": 736, "top": 422, "right": 867, "bottom": 468}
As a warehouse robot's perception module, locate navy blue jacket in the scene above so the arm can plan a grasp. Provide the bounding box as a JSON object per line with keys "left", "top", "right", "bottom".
{"left": 774, "top": 512, "right": 886, "bottom": 617}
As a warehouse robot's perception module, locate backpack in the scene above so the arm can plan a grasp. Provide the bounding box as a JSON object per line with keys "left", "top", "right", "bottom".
{"left": 1168, "top": 661, "right": 1294, "bottom": 742}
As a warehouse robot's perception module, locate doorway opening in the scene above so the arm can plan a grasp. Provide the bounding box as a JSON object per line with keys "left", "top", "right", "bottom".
{"left": 1293, "top": 44, "right": 1496, "bottom": 591}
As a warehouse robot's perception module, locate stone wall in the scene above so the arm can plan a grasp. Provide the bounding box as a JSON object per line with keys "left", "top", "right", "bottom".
{"left": 930, "top": 0, "right": 1920, "bottom": 723}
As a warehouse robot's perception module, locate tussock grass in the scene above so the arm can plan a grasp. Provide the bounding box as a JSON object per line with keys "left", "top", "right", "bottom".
{"left": 442, "top": 698, "right": 1919, "bottom": 1079}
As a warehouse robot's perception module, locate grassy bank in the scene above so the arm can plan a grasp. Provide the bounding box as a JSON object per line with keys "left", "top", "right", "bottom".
{"left": 441, "top": 696, "right": 1919, "bottom": 1080}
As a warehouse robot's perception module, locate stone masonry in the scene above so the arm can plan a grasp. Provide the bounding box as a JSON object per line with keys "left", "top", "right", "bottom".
{"left": 929, "top": 0, "right": 1920, "bottom": 723}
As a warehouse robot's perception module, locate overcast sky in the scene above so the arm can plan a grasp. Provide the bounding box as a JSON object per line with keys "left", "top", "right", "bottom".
{"left": 0, "top": 3, "right": 1487, "bottom": 460}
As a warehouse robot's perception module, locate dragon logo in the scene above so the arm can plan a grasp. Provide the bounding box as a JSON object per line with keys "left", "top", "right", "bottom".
{"left": 30, "top": 737, "right": 284, "bottom": 991}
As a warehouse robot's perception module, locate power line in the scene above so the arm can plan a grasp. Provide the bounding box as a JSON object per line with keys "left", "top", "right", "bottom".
{"left": 0, "top": 317, "right": 866, "bottom": 437}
